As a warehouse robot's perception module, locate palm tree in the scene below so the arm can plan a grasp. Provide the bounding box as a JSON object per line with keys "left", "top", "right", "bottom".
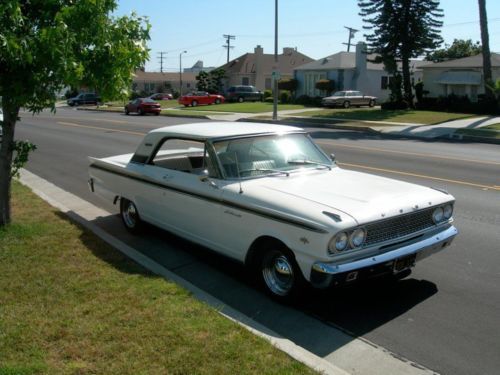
{"left": 478, "top": 0, "right": 494, "bottom": 100}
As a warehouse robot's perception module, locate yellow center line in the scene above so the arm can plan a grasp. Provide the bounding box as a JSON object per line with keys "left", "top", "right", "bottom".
{"left": 56, "top": 116, "right": 129, "bottom": 124}
{"left": 316, "top": 140, "right": 500, "bottom": 166}
{"left": 339, "top": 162, "right": 500, "bottom": 191}
{"left": 57, "top": 122, "right": 146, "bottom": 136}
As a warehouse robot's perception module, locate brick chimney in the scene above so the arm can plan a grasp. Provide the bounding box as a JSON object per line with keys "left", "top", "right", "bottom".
{"left": 254, "top": 45, "right": 264, "bottom": 55}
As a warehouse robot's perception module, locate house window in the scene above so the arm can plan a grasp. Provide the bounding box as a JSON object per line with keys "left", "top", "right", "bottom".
{"left": 242, "top": 77, "right": 249, "bottom": 85}
{"left": 265, "top": 78, "right": 272, "bottom": 90}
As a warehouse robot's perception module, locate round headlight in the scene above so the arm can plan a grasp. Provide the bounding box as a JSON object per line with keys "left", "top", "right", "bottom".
{"left": 350, "top": 228, "right": 366, "bottom": 248}
{"left": 432, "top": 207, "right": 444, "bottom": 223}
{"left": 334, "top": 232, "right": 349, "bottom": 252}
{"left": 443, "top": 204, "right": 453, "bottom": 219}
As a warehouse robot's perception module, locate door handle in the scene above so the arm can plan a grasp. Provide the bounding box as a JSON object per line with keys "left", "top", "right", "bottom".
{"left": 162, "top": 174, "right": 172, "bottom": 180}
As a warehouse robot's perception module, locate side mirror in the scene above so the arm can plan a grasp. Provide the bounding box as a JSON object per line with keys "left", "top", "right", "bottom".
{"left": 198, "top": 169, "right": 210, "bottom": 182}
{"left": 330, "top": 153, "right": 336, "bottom": 163}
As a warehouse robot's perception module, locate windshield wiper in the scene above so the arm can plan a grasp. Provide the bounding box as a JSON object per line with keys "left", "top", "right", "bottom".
{"left": 288, "top": 159, "right": 332, "bottom": 170}
{"left": 239, "top": 168, "right": 290, "bottom": 177}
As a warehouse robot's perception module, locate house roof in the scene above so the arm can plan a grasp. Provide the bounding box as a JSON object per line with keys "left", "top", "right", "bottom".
{"left": 295, "top": 51, "right": 428, "bottom": 72}
{"left": 219, "top": 48, "right": 314, "bottom": 75}
{"left": 422, "top": 53, "right": 500, "bottom": 69}
{"left": 133, "top": 70, "right": 197, "bottom": 82}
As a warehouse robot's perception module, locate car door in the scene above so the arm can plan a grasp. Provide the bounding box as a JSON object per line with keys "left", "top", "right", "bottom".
{"left": 140, "top": 138, "right": 224, "bottom": 250}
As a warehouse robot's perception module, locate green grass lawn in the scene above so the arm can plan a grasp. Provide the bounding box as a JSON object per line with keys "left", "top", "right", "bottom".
{"left": 0, "top": 182, "right": 314, "bottom": 375}
{"left": 456, "top": 123, "right": 500, "bottom": 139}
{"left": 290, "top": 108, "right": 476, "bottom": 125}
{"left": 182, "top": 102, "right": 307, "bottom": 113}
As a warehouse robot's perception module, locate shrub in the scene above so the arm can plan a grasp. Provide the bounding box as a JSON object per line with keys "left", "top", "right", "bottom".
{"left": 315, "top": 79, "right": 335, "bottom": 95}
{"left": 280, "top": 90, "right": 291, "bottom": 104}
{"left": 381, "top": 101, "right": 409, "bottom": 110}
{"left": 278, "top": 78, "right": 298, "bottom": 92}
{"left": 264, "top": 97, "right": 274, "bottom": 103}
{"left": 263, "top": 89, "right": 272, "bottom": 99}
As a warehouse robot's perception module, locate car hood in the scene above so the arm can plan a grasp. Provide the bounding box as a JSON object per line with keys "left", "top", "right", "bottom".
{"left": 243, "top": 167, "right": 452, "bottom": 226}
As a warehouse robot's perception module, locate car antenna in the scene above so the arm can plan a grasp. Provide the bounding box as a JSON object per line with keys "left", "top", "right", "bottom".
{"left": 233, "top": 152, "right": 243, "bottom": 194}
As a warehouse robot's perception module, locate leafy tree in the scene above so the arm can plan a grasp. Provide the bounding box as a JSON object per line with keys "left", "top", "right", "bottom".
{"left": 208, "top": 68, "right": 226, "bottom": 94}
{"left": 426, "top": 39, "right": 482, "bottom": 62}
{"left": 478, "top": 0, "right": 494, "bottom": 101}
{"left": 359, "top": 0, "right": 443, "bottom": 107}
{"left": 196, "top": 71, "right": 210, "bottom": 91}
{"left": 0, "top": 1, "right": 150, "bottom": 226}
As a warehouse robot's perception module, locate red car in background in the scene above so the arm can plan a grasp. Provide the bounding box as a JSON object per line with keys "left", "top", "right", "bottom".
{"left": 125, "top": 98, "right": 161, "bottom": 115}
{"left": 149, "top": 93, "right": 173, "bottom": 100}
{"left": 178, "top": 91, "right": 225, "bottom": 107}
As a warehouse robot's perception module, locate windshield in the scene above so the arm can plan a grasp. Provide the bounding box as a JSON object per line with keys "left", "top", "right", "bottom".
{"left": 213, "top": 133, "right": 332, "bottom": 179}
{"left": 333, "top": 91, "right": 345, "bottom": 96}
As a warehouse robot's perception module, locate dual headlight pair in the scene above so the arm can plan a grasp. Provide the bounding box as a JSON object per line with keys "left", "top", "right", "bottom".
{"left": 328, "top": 227, "right": 367, "bottom": 254}
{"left": 432, "top": 203, "right": 453, "bottom": 224}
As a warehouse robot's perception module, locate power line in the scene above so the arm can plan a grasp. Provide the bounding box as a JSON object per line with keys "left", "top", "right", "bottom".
{"left": 223, "top": 34, "right": 235, "bottom": 63}
{"left": 157, "top": 51, "right": 167, "bottom": 73}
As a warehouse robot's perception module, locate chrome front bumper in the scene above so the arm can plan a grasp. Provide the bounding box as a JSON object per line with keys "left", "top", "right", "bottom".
{"left": 311, "top": 225, "right": 458, "bottom": 288}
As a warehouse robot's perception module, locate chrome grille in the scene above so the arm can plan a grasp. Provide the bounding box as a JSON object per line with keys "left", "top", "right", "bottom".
{"left": 365, "top": 207, "right": 436, "bottom": 246}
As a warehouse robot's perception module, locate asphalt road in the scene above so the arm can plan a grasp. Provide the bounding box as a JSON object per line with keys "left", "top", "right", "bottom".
{"left": 15, "top": 107, "right": 500, "bottom": 375}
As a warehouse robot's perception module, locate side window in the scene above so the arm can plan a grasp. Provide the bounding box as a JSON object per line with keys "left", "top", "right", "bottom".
{"left": 150, "top": 139, "right": 218, "bottom": 176}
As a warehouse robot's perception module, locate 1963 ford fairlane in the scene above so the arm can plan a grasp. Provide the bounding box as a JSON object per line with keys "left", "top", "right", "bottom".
{"left": 88, "top": 122, "right": 458, "bottom": 301}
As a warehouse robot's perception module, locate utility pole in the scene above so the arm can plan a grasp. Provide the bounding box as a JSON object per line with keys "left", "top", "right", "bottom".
{"left": 179, "top": 50, "right": 187, "bottom": 96}
{"left": 342, "top": 26, "right": 358, "bottom": 52}
{"left": 272, "top": 0, "right": 278, "bottom": 121}
{"left": 222, "top": 34, "right": 235, "bottom": 63}
{"left": 157, "top": 51, "right": 167, "bottom": 73}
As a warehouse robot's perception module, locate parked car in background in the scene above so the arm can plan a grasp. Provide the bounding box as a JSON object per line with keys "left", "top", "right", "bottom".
{"left": 178, "top": 91, "right": 225, "bottom": 107}
{"left": 322, "top": 91, "right": 376, "bottom": 108}
{"left": 88, "top": 122, "right": 457, "bottom": 301}
{"left": 0, "top": 107, "right": 3, "bottom": 140}
{"left": 67, "top": 93, "right": 101, "bottom": 106}
{"left": 125, "top": 98, "right": 161, "bottom": 115}
{"left": 149, "top": 93, "right": 173, "bottom": 100}
{"left": 226, "top": 85, "right": 263, "bottom": 102}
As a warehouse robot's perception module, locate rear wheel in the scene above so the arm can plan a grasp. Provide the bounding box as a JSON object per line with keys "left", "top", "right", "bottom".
{"left": 238, "top": 96, "right": 244, "bottom": 103}
{"left": 369, "top": 99, "right": 375, "bottom": 107}
{"left": 343, "top": 101, "right": 350, "bottom": 109}
{"left": 138, "top": 108, "right": 144, "bottom": 116}
{"left": 192, "top": 100, "right": 198, "bottom": 107}
{"left": 125, "top": 108, "right": 129, "bottom": 115}
{"left": 215, "top": 98, "right": 221, "bottom": 104}
{"left": 259, "top": 242, "right": 305, "bottom": 302}
{"left": 120, "top": 198, "right": 143, "bottom": 234}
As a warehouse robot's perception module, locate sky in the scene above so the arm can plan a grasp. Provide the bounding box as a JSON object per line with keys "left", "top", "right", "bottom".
{"left": 115, "top": 0, "right": 500, "bottom": 73}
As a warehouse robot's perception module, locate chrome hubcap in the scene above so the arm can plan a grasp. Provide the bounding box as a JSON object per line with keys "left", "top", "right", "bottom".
{"left": 123, "top": 202, "right": 137, "bottom": 228}
{"left": 262, "top": 252, "right": 294, "bottom": 296}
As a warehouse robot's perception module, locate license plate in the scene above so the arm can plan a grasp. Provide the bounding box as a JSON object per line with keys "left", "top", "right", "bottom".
{"left": 393, "top": 254, "right": 416, "bottom": 272}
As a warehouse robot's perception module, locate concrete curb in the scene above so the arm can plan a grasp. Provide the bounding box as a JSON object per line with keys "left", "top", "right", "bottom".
{"left": 17, "top": 169, "right": 348, "bottom": 375}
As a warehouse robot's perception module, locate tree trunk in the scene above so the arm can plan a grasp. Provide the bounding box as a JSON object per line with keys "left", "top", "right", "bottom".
{"left": 401, "top": 55, "right": 414, "bottom": 107}
{"left": 478, "top": 0, "right": 494, "bottom": 100}
{"left": 0, "top": 97, "right": 19, "bottom": 226}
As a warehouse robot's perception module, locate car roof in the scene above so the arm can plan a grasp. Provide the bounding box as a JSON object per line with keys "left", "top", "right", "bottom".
{"left": 149, "top": 122, "right": 304, "bottom": 140}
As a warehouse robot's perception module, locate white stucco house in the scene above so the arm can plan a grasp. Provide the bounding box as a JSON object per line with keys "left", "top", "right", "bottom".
{"left": 421, "top": 53, "right": 500, "bottom": 101}
{"left": 294, "top": 42, "right": 426, "bottom": 102}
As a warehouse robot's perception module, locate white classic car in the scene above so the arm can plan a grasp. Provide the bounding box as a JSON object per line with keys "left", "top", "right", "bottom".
{"left": 88, "top": 122, "right": 458, "bottom": 300}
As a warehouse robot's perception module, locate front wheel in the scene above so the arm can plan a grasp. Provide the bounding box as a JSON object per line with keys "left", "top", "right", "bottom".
{"left": 120, "top": 198, "right": 143, "bottom": 234}
{"left": 343, "top": 101, "right": 350, "bottom": 109}
{"left": 138, "top": 108, "right": 144, "bottom": 116}
{"left": 238, "top": 96, "right": 244, "bottom": 103}
{"left": 259, "top": 244, "right": 305, "bottom": 301}
{"left": 191, "top": 100, "right": 198, "bottom": 107}
{"left": 369, "top": 99, "right": 375, "bottom": 107}
{"left": 215, "top": 98, "right": 221, "bottom": 104}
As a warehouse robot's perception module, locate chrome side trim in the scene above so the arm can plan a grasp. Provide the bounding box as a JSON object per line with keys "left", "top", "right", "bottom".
{"left": 312, "top": 225, "right": 458, "bottom": 275}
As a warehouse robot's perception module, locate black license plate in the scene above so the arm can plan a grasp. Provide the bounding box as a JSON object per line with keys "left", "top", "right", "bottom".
{"left": 393, "top": 254, "right": 416, "bottom": 272}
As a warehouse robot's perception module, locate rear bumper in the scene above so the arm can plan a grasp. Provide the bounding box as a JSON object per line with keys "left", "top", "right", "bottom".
{"left": 310, "top": 225, "right": 458, "bottom": 288}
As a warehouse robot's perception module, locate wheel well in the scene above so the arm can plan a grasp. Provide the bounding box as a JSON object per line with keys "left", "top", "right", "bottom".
{"left": 245, "top": 236, "right": 290, "bottom": 269}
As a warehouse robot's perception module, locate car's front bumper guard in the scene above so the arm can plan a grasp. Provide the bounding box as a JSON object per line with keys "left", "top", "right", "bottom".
{"left": 311, "top": 225, "right": 458, "bottom": 288}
